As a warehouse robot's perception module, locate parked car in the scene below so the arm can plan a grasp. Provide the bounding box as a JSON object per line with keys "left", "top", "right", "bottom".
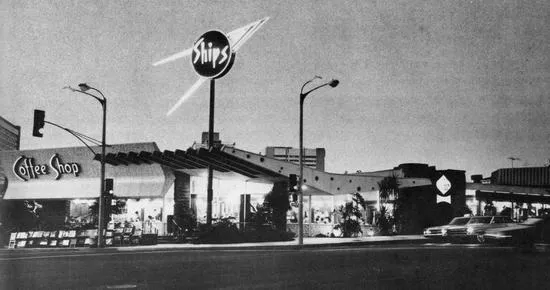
{"left": 482, "top": 216, "right": 550, "bottom": 247}
{"left": 423, "top": 217, "right": 471, "bottom": 240}
{"left": 446, "top": 216, "right": 515, "bottom": 243}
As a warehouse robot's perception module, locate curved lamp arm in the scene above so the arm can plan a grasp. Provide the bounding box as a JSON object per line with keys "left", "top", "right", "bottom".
{"left": 300, "top": 76, "right": 322, "bottom": 97}
{"left": 63, "top": 85, "right": 106, "bottom": 105}
{"left": 300, "top": 77, "right": 339, "bottom": 102}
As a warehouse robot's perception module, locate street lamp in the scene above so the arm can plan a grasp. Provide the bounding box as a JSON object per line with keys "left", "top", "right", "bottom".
{"left": 298, "top": 76, "right": 339, "bottom": 245}
{"left": 65, "top": 83, "right": 107, "bottom": 248}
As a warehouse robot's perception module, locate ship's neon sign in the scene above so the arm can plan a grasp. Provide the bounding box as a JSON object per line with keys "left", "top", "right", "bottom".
{"left": 192, "top": 37, "right": 230, "bottom": 69}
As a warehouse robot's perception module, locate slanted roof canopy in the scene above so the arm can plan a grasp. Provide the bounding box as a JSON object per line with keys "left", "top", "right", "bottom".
{"left": 100, "top": 145, "right": 431, "bottom": 196}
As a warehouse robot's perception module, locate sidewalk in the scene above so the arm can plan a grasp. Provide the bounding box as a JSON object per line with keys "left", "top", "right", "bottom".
{"left": 1, "top": 235, "right": 427, "bottom": 252}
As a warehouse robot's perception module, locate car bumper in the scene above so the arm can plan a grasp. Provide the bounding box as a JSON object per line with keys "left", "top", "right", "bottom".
{"left": 423, "top": 233, "right": 444, "bottom": 238}
{"left": 483, "top": 233, "right": 512, "bottom": 240}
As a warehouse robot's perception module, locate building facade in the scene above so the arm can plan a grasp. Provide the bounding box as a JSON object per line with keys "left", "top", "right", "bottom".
{"left": 0, "top": 143, "right": 174, "bottom": 235}
{"left": 265, "top": 146, "right": 325, "bottom": 171}
{"left": 0, "top": 116, "right": 21, "bottom": 151}
{"left": 467, "top": 166, "right": 550, "bottom": 220}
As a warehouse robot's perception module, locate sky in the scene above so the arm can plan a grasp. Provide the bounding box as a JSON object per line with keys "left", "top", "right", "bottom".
{"left": 1, "top": 0, "right": 549, "bottom": 178}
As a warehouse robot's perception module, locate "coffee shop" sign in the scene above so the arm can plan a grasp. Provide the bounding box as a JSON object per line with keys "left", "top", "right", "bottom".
{"left": 12, "top": 154, "right": 80, "bottom": 181}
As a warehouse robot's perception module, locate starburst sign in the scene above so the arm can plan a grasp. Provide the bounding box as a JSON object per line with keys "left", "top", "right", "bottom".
{"left": 153, "top": 17, "right": 269, "bottom": 116}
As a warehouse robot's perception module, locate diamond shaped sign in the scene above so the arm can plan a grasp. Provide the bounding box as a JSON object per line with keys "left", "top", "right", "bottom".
{"left": 436, "top": 175, "right": 452, "bottom": 196}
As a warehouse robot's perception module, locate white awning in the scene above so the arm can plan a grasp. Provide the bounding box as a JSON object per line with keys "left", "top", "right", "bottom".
{"left": 0, "top": 142, "right": 174, "bottom": 200}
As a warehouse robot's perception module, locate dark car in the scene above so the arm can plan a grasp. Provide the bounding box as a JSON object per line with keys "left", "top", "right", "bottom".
{"left": 423, "top": 217, "right": 471, "bottom": 240}
{"left": 482, "top": 216, "right": 550, "bottom": 246}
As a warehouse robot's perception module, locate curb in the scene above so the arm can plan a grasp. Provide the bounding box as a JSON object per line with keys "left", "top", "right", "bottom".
{"left": 0, "top": 238, "right": 428, "bottom": 252}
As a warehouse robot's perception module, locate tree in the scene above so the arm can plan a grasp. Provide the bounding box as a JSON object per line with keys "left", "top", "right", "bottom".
{"left": 377, "top": 175, "right": 400, "bottom": 234}
{"left": 262, "top": 181, "right": 290, "bottom": 231}
{"left": 376, "top": 206, "right": 392, "bottom": 235}
{"left": 378, "top": 175, "right": 400, "bottom": 205}
{"left": 334, "top": 192, "right": 367, "bottom": 237}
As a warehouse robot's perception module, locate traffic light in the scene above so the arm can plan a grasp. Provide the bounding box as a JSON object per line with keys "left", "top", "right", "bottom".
{"left": 289, "top": 174, "right": 298, "bottom": 202}
{"left": 104, "top": 178, "right": 114, "bottom": 195}
{"left": 32, "top": 110, "right": 45, "bottom": 137}
{"left": 288, "top": 174, "right": 297, "bottom": 192}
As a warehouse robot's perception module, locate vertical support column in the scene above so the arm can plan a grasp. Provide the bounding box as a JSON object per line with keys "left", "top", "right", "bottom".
{"left": 332, "top": 195, "right": 336, "bottom": 225}
{"left": 239, "top": 194, "right": 251, "bottom": 230}
{"left": 475, "top": 190, "right": 482, "bottom": 216}
{"left": 308, "top": 194, "right": 313, "bottom": 224}
{"left": 173, "top": 171, "right": 191, "bottom": 230}
{"left": 65, "top": 200, "right": 71, "bottom": 224}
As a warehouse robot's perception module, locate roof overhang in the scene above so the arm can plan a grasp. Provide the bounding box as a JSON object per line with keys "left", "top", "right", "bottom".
{"left": 102, "top": 145, "right": 432, "bottom": 196}
{"left": 467, "top": 183, "right": 550, "bottom": 203}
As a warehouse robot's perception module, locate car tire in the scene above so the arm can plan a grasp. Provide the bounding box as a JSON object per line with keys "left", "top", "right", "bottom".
{"left": 476, "top": 234, "right": 485, "bottom": 243}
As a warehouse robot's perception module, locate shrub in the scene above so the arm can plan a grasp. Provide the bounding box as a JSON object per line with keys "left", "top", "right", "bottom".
{"left": 334, "top": 193, "right": 366, "bottom": 237}
{"left": 195, "top": 218, "right": 243, "bottom": 244}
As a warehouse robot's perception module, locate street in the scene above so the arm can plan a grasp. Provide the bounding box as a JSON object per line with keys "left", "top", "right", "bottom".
{"left": 1, "top": 243, "right": 549, "bottom": 289}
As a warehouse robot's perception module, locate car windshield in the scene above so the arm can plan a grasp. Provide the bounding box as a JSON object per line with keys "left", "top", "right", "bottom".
{"left": 468, "top": 217, "right": 492, "bottom": 224}
{"left": 448, "top": 218, "right": 470, "bottom": 225}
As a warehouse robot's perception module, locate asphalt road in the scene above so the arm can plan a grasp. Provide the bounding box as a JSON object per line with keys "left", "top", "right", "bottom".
{"left": 1, "top": 244, "right": 549, "bottom": 289}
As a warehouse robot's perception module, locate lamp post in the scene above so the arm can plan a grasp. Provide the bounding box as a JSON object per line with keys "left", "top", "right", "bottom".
{"left": 298, "top": 76, "right": 339, "bottom": 245}
{"left": 66, "top": 83, "right": 107, "bottom": 247}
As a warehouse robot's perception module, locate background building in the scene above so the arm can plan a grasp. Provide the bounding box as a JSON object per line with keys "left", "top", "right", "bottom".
{"left": 265, "top": 146, "right": 325, "bottom": 171}
{"left": 201, "top": 132, "right": 221, "bottom": 147}
{"left": 0, "top": 116, "right": 21, "bottom": 151}
{"left": 467, "top": 166, "right": 550, "bottom": 220}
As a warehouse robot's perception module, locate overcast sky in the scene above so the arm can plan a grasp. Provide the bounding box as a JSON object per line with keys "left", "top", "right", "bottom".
{"left": 1, "top": 0, "right": 548, "bottom": 178}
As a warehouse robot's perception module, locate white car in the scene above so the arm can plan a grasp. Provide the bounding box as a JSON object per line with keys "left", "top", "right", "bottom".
{"left": 445, "top": 216, "right": 515, "bottom": 243}
{"left": 423, "top": 217, "right": 471, "bottom": 240}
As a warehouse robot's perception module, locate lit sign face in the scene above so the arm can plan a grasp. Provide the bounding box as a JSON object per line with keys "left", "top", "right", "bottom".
{"left": 191, "top": 30, "right": 233, "bottom": 78}
{"left": 12, "top": 154, "right": 80, "bottom": 181}
{"left": 436, "top": 175, "right": 452, "bottom": 197}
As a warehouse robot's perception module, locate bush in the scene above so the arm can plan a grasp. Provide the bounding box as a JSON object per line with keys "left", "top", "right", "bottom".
{"left": 242, "top": 228, "right": 295, "bottom": 242}
{"left": 376, "top": 206, "right": 393, "bottom": 236}
{"left": 195, "top": 218, "right": 243, "bottom": 244}
{"left": 334, "top": 193, "right": 366, "bottom": 237}
{"left": 194, "top": 217, "right": 296, "bottom": 244}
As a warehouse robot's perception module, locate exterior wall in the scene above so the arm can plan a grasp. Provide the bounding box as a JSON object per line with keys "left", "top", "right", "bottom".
{"left": 265, "top": 146, "right": 325, "bottom": 171}
{"left": 0, "top": 116, "right": 20, "bottom": 151}
{"left": 491, "top": 167, "right": 550, "bottom": 187}
{"left": 397, "top": 164, "right": 467, "bottom": 231}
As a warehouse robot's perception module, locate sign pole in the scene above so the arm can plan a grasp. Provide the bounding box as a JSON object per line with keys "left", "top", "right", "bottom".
{"left": 189, "top": 30, "right": 233, "bottom": 227}
{"left": 206, "top": 78, "right": 215, "bottom": 226}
